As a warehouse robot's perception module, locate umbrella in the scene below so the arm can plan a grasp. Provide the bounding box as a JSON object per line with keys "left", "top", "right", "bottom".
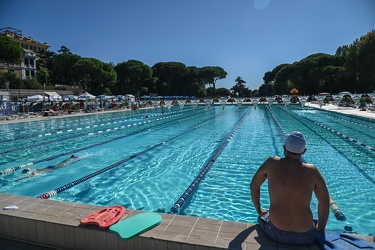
{"left": 96, "top": 95, "right": 108, "bottom": 99}
{"left": 49, "top": 95, "right": 62, "bottom": 101}
{"left": 78, "top": 92, "right": 96, "bottom": 100}
{"left": 62, "top": 95, "right": 77, "bottom": 101}
{"left": 339, "top": 91, "right": 352, "bottom": 95}
{"left": 290, "top": 88, "right": 298, "bottom": 94}
{"left": 319, "top": 92, "right": 330, "bottom": 96}
{"left": 27, "top": 95, "right": 45, "bottom": 102}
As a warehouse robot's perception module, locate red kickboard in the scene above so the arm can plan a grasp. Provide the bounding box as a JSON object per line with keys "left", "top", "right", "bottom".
{"left": 80, "top": 206, "right": 126, "bottom": 229}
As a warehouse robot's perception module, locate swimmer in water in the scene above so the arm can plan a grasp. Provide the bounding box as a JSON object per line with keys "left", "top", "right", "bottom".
{"left": 17, "top": 155, "right": 79, "bottom": 181}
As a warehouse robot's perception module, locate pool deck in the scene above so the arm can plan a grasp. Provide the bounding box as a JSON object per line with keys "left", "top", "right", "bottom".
{"left": 1, "top": 103, "right": 375, "bottom": 249}
{"left": 1, "top": 102, "right": 374, "bottom": 125}
{"left": 306, "top": 102, "right": 375, "bottom": 120}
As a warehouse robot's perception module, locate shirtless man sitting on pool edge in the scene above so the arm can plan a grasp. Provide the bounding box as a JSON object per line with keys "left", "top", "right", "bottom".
{"left": 250, "top": 131, "right": 330, "bottom": 247}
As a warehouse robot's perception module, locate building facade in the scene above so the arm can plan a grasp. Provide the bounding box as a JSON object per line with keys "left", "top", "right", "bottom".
{"left": 0, "top": 27, "right": 49, "bottom": 79}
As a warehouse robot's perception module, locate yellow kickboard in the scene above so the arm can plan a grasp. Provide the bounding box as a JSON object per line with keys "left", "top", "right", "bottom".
{"left": 109, "top": 212, "right": 162, "bottom": 240}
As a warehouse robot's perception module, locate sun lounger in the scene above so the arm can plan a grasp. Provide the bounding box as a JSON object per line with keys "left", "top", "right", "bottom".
{"left": 18, "top": 113, "right": 29, "bottom": 119}
{"left": 43, "top": 109, "right": 58, "bottom": 116}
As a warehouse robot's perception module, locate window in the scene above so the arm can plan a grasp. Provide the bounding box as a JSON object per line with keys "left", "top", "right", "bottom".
{"left": 29, "top": 59, "right": 34, "bottom": 66}
{"left": 31, "top": 71, "right": 35, "bottom": 77}
{"left": 25, "top": 70, "right": 30, "bottom": 77}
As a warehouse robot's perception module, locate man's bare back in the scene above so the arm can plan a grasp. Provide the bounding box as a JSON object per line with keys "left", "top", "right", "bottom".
{"left": 261, "top": 155, "right": 326, "bottom": 232}
{"left": 250, "top": 131, "right": 330, "bottom": 246}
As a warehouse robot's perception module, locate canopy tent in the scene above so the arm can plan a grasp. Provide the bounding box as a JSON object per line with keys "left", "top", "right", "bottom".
{"left": 27, "top": 95, "right": 45, "bottom": 102}
{"left": 50, "top": 95, "right": 62, "bottom": 101}
{"left": 62, "top": 95, "right": 78, "bottom": 101}
{"left": 78, "top": 92, "right": 96, "bottom": 100}
{"left": 125, "top": 94, "right": 135, "bottom": 102}
{"left": 44, "top": 91, "right": 59, "bottom": 96}
{"left": 96, "top": 95, "right": 108, "bottom": 99}
{"left": 44, "top": 91, "right": 62, "bottom": 101}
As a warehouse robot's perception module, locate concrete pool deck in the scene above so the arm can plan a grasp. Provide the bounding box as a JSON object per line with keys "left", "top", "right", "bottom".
{"left": 1, "top": 102, "right": 374, "bottom": 125}
{"left": 1, "top": 193, "right": 374, "bottom": 250}
{"left": 304, "top": 102, "right": 375, "bottom": 120}
{"left": 1, "top": 103, "right": 374, "bottom": 249}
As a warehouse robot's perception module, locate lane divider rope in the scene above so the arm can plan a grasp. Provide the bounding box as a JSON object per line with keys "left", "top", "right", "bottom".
{"left": 0, "top": 110, "right": 190, "bottom": 154}
{"left": 169, "top": 107, "right": 253, "bottom": 213}
{"left": 0, "top": 110, "right": 207, "bottom": 175}
{"left": 37, "top": 109, "right": 230, "bottom": 199}
{"left": 0, "top": 108, "right": 191, "bottom": 144}
{"left": 283, "top": 106, "right": 375, "bottom": 153}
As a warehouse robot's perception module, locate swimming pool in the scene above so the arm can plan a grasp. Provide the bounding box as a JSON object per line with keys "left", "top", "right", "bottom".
{"left": 0, "top": 104, "right": 374, "bottom": 236}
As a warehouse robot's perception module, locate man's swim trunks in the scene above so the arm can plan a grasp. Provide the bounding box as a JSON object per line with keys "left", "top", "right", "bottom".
{"left": 257, "top": 212, "right": 316, "bottom": 245}
{"left": 46, "top": 165, "right": 56, "bottom": 170}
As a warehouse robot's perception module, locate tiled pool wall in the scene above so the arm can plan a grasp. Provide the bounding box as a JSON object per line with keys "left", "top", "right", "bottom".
{"left": 0, "top": 193, "right": 270, "bottom": 250}
{"left": 1, "top": 193, "right": 373, "bottom": 250}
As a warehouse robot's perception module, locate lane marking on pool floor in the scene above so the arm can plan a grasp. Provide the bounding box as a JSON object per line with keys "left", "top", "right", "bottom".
{"left": 1, "top": 110, "right": 207, "bottom": 174}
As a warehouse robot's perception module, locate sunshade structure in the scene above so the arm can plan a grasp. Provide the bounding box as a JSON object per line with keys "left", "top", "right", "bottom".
{"left": 318, "top": 92, "right": 330, "bottom": 96}
{"left": 339, "top": 91, "right": 352, "bottom": 95}
{"left": 27, "top": 95, "right": 45, "bottom": 102}
{"left": 62, "top": 95, "right": 78, "bottom": 101}
{"left": 78, "top": 92, "right": 96, "bottom": 100}
{"left": 96, "top": 95, "right": 117, "bottom": 101}
{"left": 45, "top": 91, "right": 62, "bottom": 101}
{"left": 96, "top": 95, "right": 108, "bottom": 99}
{"left": 290, "top": 88, "right": 299, "bottom": 94}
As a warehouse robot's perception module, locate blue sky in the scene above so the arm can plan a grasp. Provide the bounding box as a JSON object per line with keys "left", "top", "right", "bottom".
{"left": 1, "top": 0, "right": 374, "bottom": 90}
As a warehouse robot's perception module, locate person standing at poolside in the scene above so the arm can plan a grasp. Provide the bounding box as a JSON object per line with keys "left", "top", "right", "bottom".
{"left": 250, "top": 131, "right": 330, "bottom": 247}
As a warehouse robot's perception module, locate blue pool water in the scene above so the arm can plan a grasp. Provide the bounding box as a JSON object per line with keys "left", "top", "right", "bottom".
{"left": 0, "top": 104, "right": 374, "bottom": 236}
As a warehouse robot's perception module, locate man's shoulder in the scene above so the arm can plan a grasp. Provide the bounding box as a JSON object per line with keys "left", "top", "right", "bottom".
{"left": 264, "top": 156, "right": 281, "bottom": 166}
{"left": 259, "top": 156, "right": 281, "bottom": 170}
{"left": 268, "top": 155, "right": 281, "bottom": 161}
{"left": 302, "top": 162, "right": 318, "bottom": 170}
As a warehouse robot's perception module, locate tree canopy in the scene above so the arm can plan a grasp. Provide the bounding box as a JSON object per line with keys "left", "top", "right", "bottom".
{"left": 152, "top": 62, "right": 189, "bottom": 96}
{"left": 115, "top": 60, "right": 153, "bottom": 95}
{"left": 0, "top": 36, "right": 25, "bottom": 66}
{"left": 231, "top": 76, "right": 251, "bottom": 97}
{"left": 260, "top": 29, "right": 375, "bottom": 96}
{"left": 51, "top": 52, "right": 81, "bottom": 86}
{"left": 200, "top": 66, "right": 227, "bottom": 97}
{"left": 70, "top": 58, "right": 117, "bottom": 95}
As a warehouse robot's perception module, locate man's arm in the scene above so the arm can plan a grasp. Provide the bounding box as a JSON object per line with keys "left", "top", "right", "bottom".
{"left": 250, "top": 159, "right": 270, "bottom": 215}
{"left": 314, "top": 170, "right": 330, "bottom": 231}
{"left": 16, "top": 176, "right": 32, "bottom": 181}
{"left": 15, "top": 171, "right": 39, "bottom": 181}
